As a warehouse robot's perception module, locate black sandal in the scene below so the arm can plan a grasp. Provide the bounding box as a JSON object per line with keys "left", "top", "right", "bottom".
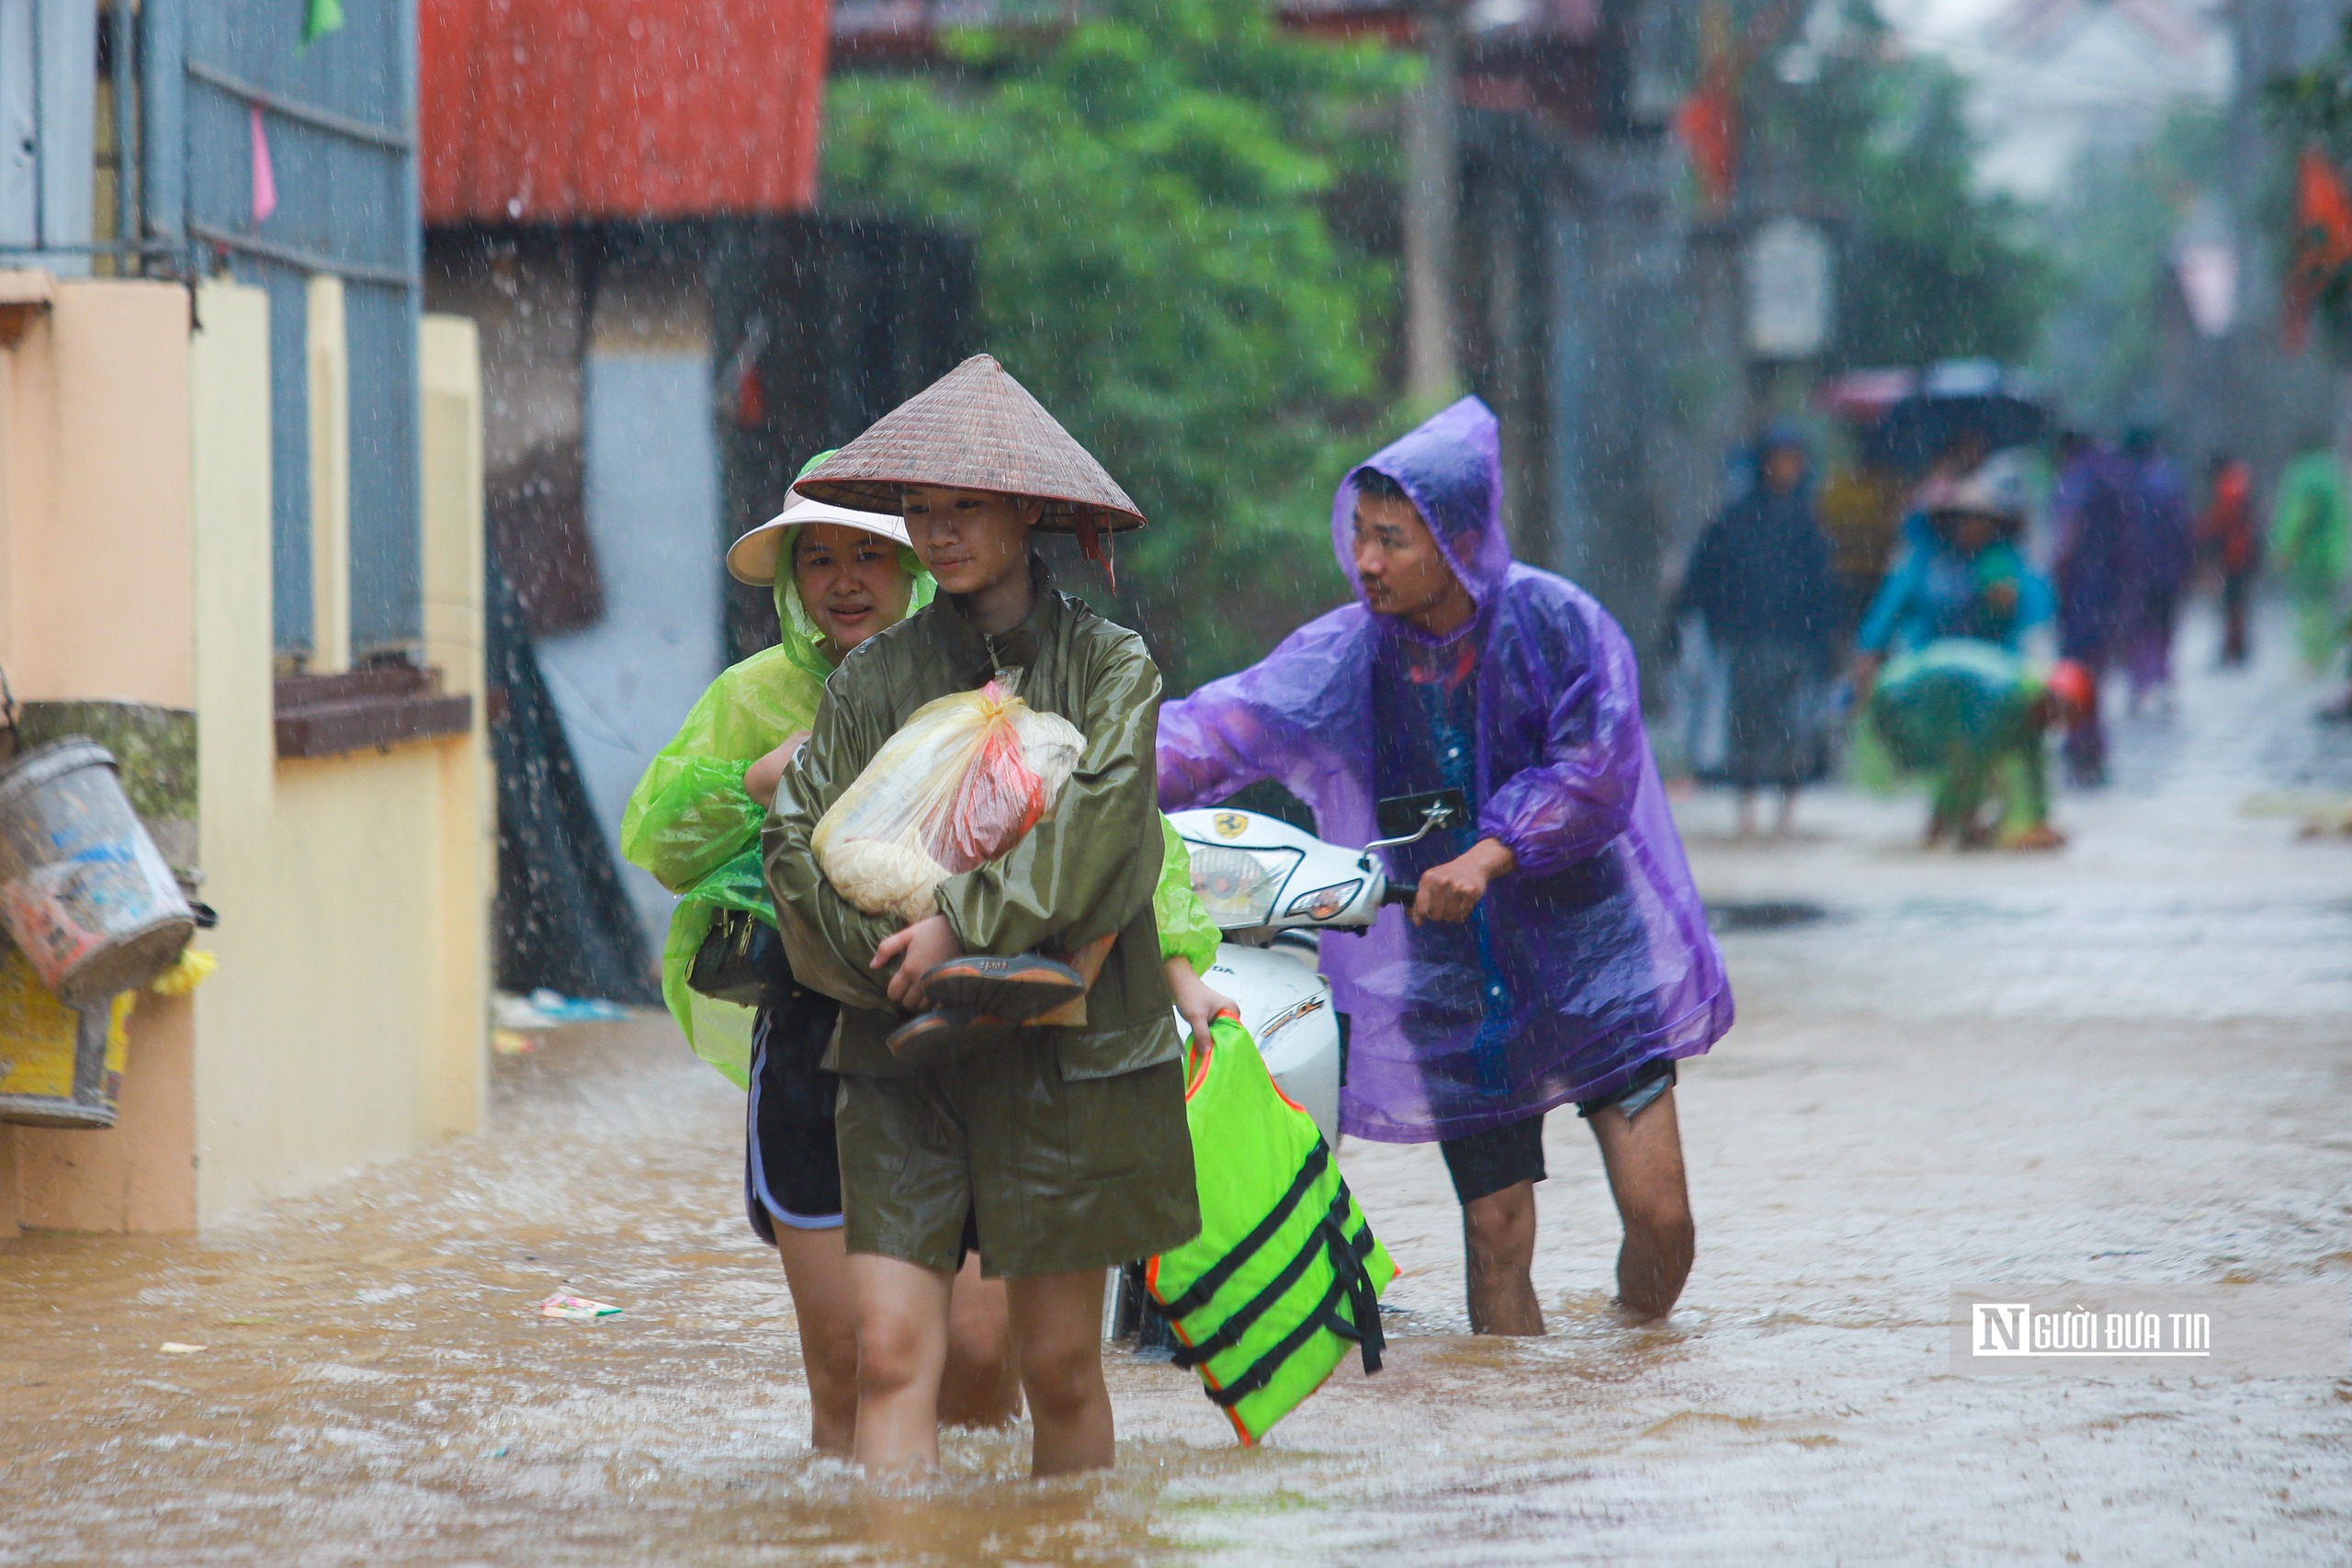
{"left": 916, "top": 953, "right": 1085, "bottom": 1022}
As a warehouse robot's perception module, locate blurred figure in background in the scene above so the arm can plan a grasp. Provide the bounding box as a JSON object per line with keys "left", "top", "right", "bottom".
{"left": 2268, "top": 436, "right": 2351, "bottom": 677}
{"left": 1865, "top": 643, "right": 2092, "bottom": 852}
{"left": 2120, "top": 428, "right": 2194, "bottom": 715}
{"left": 1675, "top": 423, "right": 1842, "bottom": 837}
{"left": 2196, "top": 454, "right": 2259, "bottom": 668}
{"left": 2048, "top": 432, "right": 2134, "bottom": 785}
{"left": 1854, "top": 471, "right": 2049, "bottom": 669}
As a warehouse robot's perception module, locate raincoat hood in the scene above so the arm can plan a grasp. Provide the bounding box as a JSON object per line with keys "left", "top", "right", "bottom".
{"left": 1334, "top": 397, "right": 1514, "bottom": 624}
{"left": 740, "top": 454, "right": 938, "bottom": 681}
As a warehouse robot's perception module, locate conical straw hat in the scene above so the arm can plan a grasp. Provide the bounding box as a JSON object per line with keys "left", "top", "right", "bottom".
{"left": 793, "top": 355, "right": 1145, "bottom": 533}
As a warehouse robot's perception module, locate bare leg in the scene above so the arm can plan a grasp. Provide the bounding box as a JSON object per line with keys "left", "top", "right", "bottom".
{"left": 939, "top": 1254, "right": 1023, "bottom": 1428}
{"left": 1734, "top": 789, "right": 1758, "bottom": 839}
{"left": 1587, "top": 1088, "right": 1694, "bottom": 1321}
{"left": 846, "top": 1253, "right": 955, "bottom": 1478}
{"left": 774, "top": 1224, "right": 863, "bottom": 1453}
{"left": 1462, "top": 1180, "right": 1544, "bottom": 1336}
{"left": 1003, "top": 1269, "right": 1114, "bottom": 1476}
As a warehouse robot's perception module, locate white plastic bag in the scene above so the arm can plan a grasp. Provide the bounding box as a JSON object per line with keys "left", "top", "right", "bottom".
{"left": 814, "top": 679, "right": 1085, "bottom": 923}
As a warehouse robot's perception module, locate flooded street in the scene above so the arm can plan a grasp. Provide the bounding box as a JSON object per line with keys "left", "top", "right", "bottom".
{"left": 5, "top": 619, "right": 2348, "bottom": 1566}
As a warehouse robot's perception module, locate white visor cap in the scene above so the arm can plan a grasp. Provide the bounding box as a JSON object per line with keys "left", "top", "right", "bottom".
{"left": 725, "top": 495, "right": 912, "bottom": 587}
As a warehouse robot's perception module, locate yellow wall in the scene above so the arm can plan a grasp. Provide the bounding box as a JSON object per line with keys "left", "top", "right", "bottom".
{"left": 0, "top": 276, "right": 194, "bottom": 707}
{"left": 186, "top": 282, "right": 492, "bottom": 1224}
{"left": 0, "top": 275, "right": 198, "bottom": 1235}
{"left": 420, "top": 312, "right": 490, "bottom": 1143}
{"left": 0, "top": 275, "right": 490, "bottom": 1233}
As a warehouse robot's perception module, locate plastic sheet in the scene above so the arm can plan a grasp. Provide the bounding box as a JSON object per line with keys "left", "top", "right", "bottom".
{"left": 812, "top": 679, "right": 1084, "bottom": 924}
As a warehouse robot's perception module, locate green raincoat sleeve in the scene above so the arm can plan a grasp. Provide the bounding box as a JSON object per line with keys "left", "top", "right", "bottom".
{"left": 934, "top": 634, "right": 1166, "bottom": 961}
{"left": 620, "top": 645, "right": 825, "bottom": 1088}
{"left": 1154, "top": 818, "right": 1220, "bottom": 975}
{"left": 619, "top": 648, "right": 819, "bottom": 893}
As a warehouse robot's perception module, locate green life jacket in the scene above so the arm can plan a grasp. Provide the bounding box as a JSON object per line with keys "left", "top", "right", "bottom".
{"left": 1148, "top": 1017, "right": 1392, "bottom": 1445}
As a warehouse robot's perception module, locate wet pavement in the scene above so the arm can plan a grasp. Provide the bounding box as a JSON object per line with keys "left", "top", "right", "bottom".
{"left": 6, "top": 612, "right": 2350, "bottom": 1565}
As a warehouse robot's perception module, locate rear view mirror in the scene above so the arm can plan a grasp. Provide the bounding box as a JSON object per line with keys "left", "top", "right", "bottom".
{"left": 1374, "top": 788, "right": 1468, "bottom": 841}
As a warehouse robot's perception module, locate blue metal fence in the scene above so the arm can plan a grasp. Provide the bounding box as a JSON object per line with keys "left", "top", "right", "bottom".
{"left": 144, "top": 0, "right": 423, "bottom": 659}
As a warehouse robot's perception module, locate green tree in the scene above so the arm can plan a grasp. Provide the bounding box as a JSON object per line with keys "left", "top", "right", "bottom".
{"left": 2033, "top": 106, "right": 2227, "bottom": 429}
{"left": 1747, "top": 0, "right": 2051, "bottom": 368}
{"left": 822, "top": 0, "right": 1414, "bottom": 687}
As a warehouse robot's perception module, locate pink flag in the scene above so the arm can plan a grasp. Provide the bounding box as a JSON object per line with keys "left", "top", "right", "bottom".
{"left": 250, "top": 106, "right": 277, "bottom": 223}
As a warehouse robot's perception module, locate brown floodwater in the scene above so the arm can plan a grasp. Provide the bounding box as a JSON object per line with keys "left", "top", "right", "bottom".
{"left": 6, "top": 622, "right": 2350, "bottom": 1564}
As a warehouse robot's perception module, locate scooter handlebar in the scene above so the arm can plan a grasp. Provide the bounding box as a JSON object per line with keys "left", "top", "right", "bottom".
{"left": 1382, "top": 880, "right": 1418, "bottom": 907}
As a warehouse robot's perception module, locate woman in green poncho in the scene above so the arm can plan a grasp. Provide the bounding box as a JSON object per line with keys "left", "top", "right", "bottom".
{"left": 619, "top": 467, "right": 1012, "bottom": 1450}
{"left": 622, "top": 457, "right": 1231, "bottom": 1454}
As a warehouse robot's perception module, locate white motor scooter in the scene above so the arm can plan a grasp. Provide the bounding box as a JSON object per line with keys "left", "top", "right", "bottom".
{"left": 1163, "top": 790, "right": 1465, "bottom": 1145}
{"left": 1110, "top": 792, "right": 1464, "bottom": 1345}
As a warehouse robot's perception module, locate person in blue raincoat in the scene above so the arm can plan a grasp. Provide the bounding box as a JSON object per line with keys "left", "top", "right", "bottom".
{"left": 1855, "top": 470, "right": 2052, "bottom": 664}
{"left": 1158, "top": 398, "right": 1732, "bottom": 1331}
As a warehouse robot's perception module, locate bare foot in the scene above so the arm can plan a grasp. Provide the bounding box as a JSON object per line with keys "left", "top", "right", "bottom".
{"left": 2000, "top": 823, "right": 2067, "bottom": 852}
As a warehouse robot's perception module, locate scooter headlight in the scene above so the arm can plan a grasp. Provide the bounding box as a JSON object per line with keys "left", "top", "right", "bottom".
{"left": 1283, "top": 880, "right": 1363, "bottom": 922}
{"left": 1187, "top": 843, "right": 1302, "bottom": 928}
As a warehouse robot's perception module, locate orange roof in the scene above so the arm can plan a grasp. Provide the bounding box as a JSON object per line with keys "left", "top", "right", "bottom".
{"left": 420, "top": 0, "right": 831, "bottom": 225}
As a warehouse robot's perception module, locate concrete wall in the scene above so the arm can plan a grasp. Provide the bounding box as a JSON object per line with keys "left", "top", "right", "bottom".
{"left": 0, "top": 276, "right": 198, "bottom": 1235}
{"left": 187, "top": 280, "right": 490, "bottom": 1224}
{"left": 0, "top": 273, "right": 490, "bottom": 1235}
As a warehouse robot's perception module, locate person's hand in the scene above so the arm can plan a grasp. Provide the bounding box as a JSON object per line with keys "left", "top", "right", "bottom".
{"left": 1412, "top": 838, "right": 1517, "bottom": 925}
{"left": 1983, "top": 579, "right": 2020, "bottom": 615}
{"left": 872, "top": 913, "right": 963, "bottom": 1010}
{"left": 744, "top": 730, "right": 810, "bottom": 806}
{"left": 1164, "top": 957, "right": 1239, "bottom": 1046}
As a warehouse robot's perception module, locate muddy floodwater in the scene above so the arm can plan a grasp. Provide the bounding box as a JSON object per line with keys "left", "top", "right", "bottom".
{"left": 6, "top": 625, "right": 2350, "bottom": 1565}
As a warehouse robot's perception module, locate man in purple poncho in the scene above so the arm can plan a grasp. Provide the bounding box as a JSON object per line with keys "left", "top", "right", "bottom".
{"left": 1158, "top": 398, "right": 1732, "bottom": 1330}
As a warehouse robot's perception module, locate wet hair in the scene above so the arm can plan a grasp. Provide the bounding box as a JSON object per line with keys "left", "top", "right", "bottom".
{"left": 1354, "top": 468, "right": 1410, "bottom": 502}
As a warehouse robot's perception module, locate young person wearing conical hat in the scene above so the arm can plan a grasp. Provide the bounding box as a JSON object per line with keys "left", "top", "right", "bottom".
{"left": 764, "top": 355, "right": 1209, "bottom": 1478}
{"left": 621, "top": 459, "right": 1032, "bottom": 1451}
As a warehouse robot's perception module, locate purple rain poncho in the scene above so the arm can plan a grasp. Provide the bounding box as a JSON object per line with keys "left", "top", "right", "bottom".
{"left": 1158, "top": 398, "right": 1731, "bottom": 1144}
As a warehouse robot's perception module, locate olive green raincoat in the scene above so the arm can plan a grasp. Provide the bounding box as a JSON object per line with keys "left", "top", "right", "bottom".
{"left": 627, "top": 561, "right": 1215, "bottom": 1089}
{"left": 766, "top": 559, "right": 1185, "bottom": 1082}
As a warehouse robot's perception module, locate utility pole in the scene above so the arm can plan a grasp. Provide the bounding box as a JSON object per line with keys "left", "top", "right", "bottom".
{"left": 1403, "top": 2, "right": 1460, "bottom": 406}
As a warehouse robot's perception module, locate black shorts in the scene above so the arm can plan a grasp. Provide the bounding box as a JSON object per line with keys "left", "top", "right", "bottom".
{"left": 1438, "top": 1059, "right": 1679, "bottom": 1205}
{"left": 744, "top": 991, "right": 844, "bottom": 1243}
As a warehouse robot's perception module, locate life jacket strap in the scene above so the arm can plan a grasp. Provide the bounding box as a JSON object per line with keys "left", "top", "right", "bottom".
{"left": 1170, "top": 1187, "right": 1354, "bottom": 1368}
{"left": 1195, "top": 1208, "right": 1386, "bottom": 1405}
{"left": 1157, "top": 1139, "right": 1331, "bottom": 1322}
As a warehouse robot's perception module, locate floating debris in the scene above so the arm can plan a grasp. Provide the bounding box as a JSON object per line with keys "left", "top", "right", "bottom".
{"left": 537, "top": 1294, "right": 621, "bottom": 1321}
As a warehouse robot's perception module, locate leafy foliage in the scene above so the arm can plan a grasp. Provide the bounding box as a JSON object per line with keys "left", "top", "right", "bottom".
{"left": 1747, "top": 0, "right": 2052, "bottom": 369}
{"left": 2033, "top": 106, "right": 2227, "bottom": 428}
{"left": 822, "top": 0, "right": 1415, "bottom": 687}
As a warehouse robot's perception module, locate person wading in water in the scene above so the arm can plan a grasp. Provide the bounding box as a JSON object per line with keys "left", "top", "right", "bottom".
{"left": 1159, "top": 399, "right": 1731, "bottom": 1331}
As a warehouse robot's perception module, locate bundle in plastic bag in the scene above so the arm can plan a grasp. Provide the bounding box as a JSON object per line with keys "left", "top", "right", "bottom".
{"left": 814, "top": 680, "right": 1085, "bottom": 923}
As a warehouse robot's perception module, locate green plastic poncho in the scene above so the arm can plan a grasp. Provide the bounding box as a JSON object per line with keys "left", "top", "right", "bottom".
{"left": 2269, "top": 449, "right": 2352, "bottom": 671}
{"left": 620, "top": 528, "right": 936, "bottom": 1086}
{"left": 1866, "top": 639, "right": 2051, "bottom": 844}
{"left": 624, "top": 547, "right": 1219, "bottom": 1089}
